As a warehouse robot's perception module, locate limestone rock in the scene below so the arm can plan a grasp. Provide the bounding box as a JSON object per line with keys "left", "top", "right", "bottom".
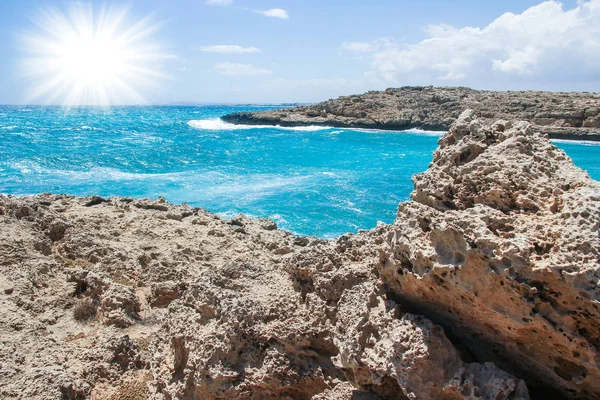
{"left": 222, "top": 86, "right": 600, "bottom": 141}
{"left": 0, "top": 193, "right": 528, "bottom": 399}
{"left": 377, "top": 110, "right": 600, "bottom": 399}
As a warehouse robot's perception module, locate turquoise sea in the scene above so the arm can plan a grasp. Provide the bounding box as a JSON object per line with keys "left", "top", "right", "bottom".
{"left": 1, "top": 105, "right": 598, "bottom": 238}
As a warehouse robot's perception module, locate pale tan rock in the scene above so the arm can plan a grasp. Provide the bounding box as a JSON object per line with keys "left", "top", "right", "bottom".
{"left": 222, "top": 86, "right": 600, "bottom": 141}
{"left": 0, "top": 193, "right": 528, "bottom": 399}
{"left": 288, "top": 238, "right": 529, "bottom": 400}
{"left": 377, "top": 110, "right": 600, "bottom": 399}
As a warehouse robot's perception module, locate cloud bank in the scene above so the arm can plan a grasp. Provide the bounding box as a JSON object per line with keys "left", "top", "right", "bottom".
{"left": 343, "top": 0, "right": 600, "bottom": 87}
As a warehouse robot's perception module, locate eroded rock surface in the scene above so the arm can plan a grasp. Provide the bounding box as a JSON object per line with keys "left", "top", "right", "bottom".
{"left": 0, "top": 194, "right": 526, "bottom": 399}
{"left": 0, "top": 111, "right": 598, "bottom": 399}
{"left": 376, "top": 110, "right": 600, "bottom": 399}
{"left": 222, "top": 86, "right": 600, "bottom": 140}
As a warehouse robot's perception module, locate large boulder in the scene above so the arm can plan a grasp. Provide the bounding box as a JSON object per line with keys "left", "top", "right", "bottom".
{"left": 378, "top": 110, "right": 600, "bottom": 399}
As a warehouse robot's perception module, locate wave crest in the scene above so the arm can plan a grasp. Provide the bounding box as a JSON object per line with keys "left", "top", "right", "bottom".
{"left": 187, "top": 118, "right": 333, "bottom": 132}
{"left": 187, "top": 118, "right": 447, "bottom": 135}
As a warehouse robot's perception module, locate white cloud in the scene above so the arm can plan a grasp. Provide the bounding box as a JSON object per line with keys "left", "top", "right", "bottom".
{"left": 214, "top": 62, "right": 273, "bottom": 76}
{"left": 344, "top": 0, "right": 600, "bottom": 86}
{"left": 198, "top": 45, "right": 260, "bottom": 54}
{"left": 341, "top": 38, "right": 394, "bottom": 53}
{"left": 205, "top": 0, "right": 233, "bottom": 5}
{"left": 206, "top": 3, "right": 289, "bottom": 19}
{"left": 255, "top": 8, "right": 289, "bottom": 19}
{"left": 342, "top": 42, "right": 377, "bottom": 53}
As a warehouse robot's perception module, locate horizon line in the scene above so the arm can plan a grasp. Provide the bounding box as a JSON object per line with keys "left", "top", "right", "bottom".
{"left": 0, "top": 102, "right": 310, "bottom": 107}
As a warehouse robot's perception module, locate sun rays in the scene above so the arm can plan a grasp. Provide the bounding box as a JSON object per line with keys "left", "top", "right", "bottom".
{"left": 20, "top": 4, "right": 167, "bottom": 106}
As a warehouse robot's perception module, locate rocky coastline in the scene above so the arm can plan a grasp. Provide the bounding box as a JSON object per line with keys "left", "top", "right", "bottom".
{"left": 222, "top": 86, "right": 600, "bottom": 141}
{"left": 1, "top": 111, "right": 599, "bottom": 399}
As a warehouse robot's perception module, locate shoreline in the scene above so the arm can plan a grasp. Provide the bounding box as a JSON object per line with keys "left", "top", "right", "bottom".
{"left": 189, "top": 117, "right": 447, "bottom": 135}
{"left": 221, "top": 86, "right": 600, "bottom": 142}
{"left": 221, "top": 114, "right": 600, "bottom": 141}
{"left": 220, "top": 114, "right": 451, "bottom": 134}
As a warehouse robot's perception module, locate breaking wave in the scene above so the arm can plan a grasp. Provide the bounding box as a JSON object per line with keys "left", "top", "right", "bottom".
{"left": 551, "top": 139, "right": 600, "bottom": 146}
{"left": 188, "top": 118, "right": 446, "bottom": 136}
{"left": 187, "top": 118, "right": 332, "bottom": 132}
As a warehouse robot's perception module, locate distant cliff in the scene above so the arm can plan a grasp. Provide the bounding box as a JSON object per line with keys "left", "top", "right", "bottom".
{"left": 222, "top": 86, "right": 600, "bottom": 140}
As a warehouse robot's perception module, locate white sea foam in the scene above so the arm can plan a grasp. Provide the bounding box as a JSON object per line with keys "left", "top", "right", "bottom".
{"left": 403, "top": 128, "right": 446, "bottom": 136}
{"left": 352, "top": 127, "right": 445, "bottom": 135}
{"left": 0, "top": 126, "right": 30, "bottom": 138}
{"left": 188, "top": 118, "right": 447, "bottom": 136}
{"left": 187, "top": 118, "right": 242, "bottom": 130}
{"left": 6, "top": 161, "right": 318, "bottom": 199}
{"left": 204, "top": 175, "right": 312, "bottom": 196}
{"left": 4, "top": 161, "right": 184, "bottom": 181}
{"left": 187, "top": 118, "right": 332, "bottom": 132}
{"left": 551, "top": 139, "right": 600, "bottom": 146}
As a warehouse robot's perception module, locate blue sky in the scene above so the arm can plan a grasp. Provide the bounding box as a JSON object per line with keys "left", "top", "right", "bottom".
{"left": 0, "top": 0, "right": 596, "bottom": 104}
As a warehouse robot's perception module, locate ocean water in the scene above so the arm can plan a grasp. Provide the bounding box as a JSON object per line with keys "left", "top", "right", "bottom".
{"left": 1, "top": 105, "right": 598, "bottom": 238}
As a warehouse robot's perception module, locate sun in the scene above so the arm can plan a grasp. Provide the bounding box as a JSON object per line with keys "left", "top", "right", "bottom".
{"left": 20, "top": 4, "right": 167, "bottom": 106}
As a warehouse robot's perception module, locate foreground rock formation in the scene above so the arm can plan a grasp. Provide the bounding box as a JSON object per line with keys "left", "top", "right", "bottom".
{"left": 380, "top": 111, "right": 600, "bottom": 398}
{"left": 222, "top": 86, "right": 600, "bottom": 141}
{"left": 1, "top": 111, "right": 599, "bottom": 399}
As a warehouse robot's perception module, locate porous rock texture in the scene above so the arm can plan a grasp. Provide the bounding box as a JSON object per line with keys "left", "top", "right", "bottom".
{"left": 222, "top": 86, "right": 600, "bottom": 140}
{"left": 376, "top": 110, "right": 600, "bottom": 399}
{"left": 0, "top": 111, "right": 598, "bottom": 399}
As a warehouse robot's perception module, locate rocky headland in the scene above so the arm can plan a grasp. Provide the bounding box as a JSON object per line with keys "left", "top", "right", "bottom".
{"left": 1, "top": 111, "right": 599, "bottom": 399}
{"left": 222, "top": 87, "right": 600, "bottom": 141}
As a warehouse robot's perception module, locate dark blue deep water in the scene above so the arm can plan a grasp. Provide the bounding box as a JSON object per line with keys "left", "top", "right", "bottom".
{"left": 0, "top": 105, "right": 598, "bottom": 238}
